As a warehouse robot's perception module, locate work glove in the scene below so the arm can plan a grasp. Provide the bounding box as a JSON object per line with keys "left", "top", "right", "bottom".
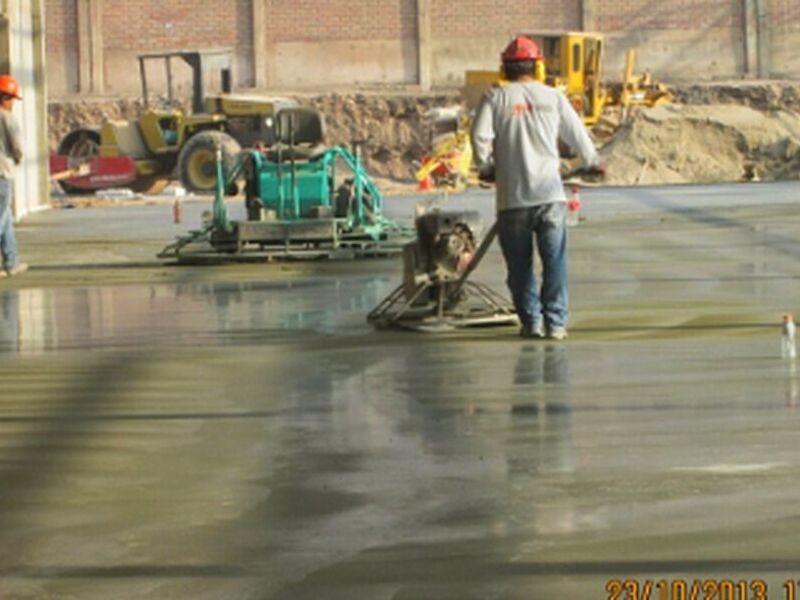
{"left": 477, "top": 163, "right": 495, "bottom": 185}
{"left": 584, "top": 162, "right": 606, "bottom": 182}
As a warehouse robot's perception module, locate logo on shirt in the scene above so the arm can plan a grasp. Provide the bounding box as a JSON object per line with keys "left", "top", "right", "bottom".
{"left": 507, "top": 102, "right": 534, "bottom": 117}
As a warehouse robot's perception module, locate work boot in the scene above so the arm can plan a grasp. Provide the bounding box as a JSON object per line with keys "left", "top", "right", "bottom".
{"left": 3, "top": 263, "right": 28, "bottom": 277}
{"left": 547, "top": 326, "right": 568, "bottom": 341}
{"left": 520, "top": 321, "right": 545, "bottom": 339}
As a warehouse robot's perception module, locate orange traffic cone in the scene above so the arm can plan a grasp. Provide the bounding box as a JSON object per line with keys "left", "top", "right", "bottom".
{"left": 173, "top": 197, "right": 183, "bottom": 224}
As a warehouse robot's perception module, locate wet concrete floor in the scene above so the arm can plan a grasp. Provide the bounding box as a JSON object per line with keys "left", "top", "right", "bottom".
{"left": 1, "top": 182, "right": 800, "bottom": 599}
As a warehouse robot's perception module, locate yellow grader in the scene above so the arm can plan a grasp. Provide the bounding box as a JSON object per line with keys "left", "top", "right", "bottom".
{"left": 417, "top": 32, "right": 671, "bottom": 189}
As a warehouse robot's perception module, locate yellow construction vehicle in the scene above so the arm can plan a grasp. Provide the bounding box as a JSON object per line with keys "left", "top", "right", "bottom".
{"left": 614, "top": 48, "right": 673, "bottom": 114}
{"left": 53, "top": 49, "right": 296, "bottom": 194}
{"left": 463, "top": 32, "right": 673, "bottom": 124}
{"left": 415, "top": 106, "right": 475, "bottom": 190}
{"left": 463, "top": 31, "right": 607, "bottom": 125}
{"left": 418, "top": 33, "right": 671, "bottom": 188}
{"left": 418, "top": 32, "right": 605, "bottom": 189}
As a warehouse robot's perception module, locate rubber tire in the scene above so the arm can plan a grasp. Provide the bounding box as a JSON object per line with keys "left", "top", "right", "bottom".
{"left": 57, "top": 128, "right": 101, "bottom": 157}
{"left": 56, "top": 129, "right": 101, "bottom": 194}
{"left": 177, "top": 130, "right": 241, "bottom": 194}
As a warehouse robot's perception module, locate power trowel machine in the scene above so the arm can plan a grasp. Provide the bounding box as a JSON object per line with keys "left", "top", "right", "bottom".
{"left": 158, "top": 106, "right": 414, "bottom": 262}
{"left": 367, "top": 204, "right": 518, "bottom": 332}
{"left": 367, "top": 163, "right": 604, "bottom": 332}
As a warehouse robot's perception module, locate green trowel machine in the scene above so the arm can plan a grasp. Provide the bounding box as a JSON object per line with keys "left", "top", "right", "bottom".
{"left": 158, "top": 107, "right": 413, "bottom": 262}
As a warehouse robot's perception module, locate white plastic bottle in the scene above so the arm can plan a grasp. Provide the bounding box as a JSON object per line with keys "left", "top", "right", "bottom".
{"left": 782, "top": 314, "right": 796, "bottom": 359}
{"left": 566, "top": 185, "right": 581, "bottom": 227}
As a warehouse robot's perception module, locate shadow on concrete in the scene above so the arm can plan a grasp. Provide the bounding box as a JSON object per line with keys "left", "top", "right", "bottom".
{"left": 0, "top": 353, "right": 150, "bottom": 541}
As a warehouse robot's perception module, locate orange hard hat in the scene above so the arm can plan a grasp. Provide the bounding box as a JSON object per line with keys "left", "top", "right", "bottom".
{"left": 501, "top": 36, "right": 542, "bottom": 62}
{"left": 0, "top": 74, "right": 22, "bottom": 100}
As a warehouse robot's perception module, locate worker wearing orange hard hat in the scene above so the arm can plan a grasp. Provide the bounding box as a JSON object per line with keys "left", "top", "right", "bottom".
{"left": 471, "top": 36, "right": 603, "bottom": 340}
{"left": 0, "top": 73, "right": 27, "bottom": 278}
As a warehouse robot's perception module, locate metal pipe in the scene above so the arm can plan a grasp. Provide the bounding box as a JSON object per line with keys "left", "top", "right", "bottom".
{"left": 354, "top": 142, "right": 364, "bottom": 226}
{"left": 289, "top": 114, "right": 298, "bottom": 218}
{"left": 139, "top": 57, "right": 149, "bottom": 108}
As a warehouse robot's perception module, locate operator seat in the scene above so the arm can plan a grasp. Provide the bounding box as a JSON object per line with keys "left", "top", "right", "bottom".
{"left": 266, "top": 107, "right": 327, "bottom": 162}
{"left": 138, "top": 109, "right": 179, "bottom": 153}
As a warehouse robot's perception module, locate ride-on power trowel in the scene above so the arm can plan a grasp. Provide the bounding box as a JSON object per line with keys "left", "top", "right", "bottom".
{"left": 158, "top": 106, "right": 414, "bottom": 263}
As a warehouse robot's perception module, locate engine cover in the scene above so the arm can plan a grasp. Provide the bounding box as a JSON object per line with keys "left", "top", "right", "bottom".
{"left": 402, "top": 210, "right": 484, "bottom": 300}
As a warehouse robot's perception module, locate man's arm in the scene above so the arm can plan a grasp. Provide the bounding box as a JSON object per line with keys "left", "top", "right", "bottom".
{"left": 5, "top": 113, "right": 22, "bottom": 164}
{"left": 470, "top": 91, "right": 495, "bottom": 178}
{"left": 556, "top": 92, "right": 599, "bottom": 168}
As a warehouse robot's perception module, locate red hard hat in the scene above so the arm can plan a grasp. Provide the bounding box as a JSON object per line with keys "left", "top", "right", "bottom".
{"left": 501, "top": 36, "right": 542, "bottom": 62}
{"left": 0, "top": 74, "right": 22, "bottom": 100}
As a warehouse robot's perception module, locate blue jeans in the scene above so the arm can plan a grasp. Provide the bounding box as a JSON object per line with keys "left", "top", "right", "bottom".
{"left": 497, "top": 203, "right": 568, "bottom": 329}
{"left": 0, "top": 178, "right": 18, "bottom": 270}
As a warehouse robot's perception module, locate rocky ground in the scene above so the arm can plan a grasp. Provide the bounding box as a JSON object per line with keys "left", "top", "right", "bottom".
{"left": 48, "top": 81, "right": 800, "bottom": 191}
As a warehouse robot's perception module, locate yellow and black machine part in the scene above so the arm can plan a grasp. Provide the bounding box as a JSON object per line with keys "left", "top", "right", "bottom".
{"left": 53, "top": 49, "right": 296, "bottom": 195}
{"left": 463, "top": 31, "right": 607, "bottom": 126}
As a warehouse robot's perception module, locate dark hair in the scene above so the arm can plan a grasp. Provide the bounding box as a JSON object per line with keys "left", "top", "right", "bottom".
{"left": 503, "top": 59, "right": 535, "bottom": 81}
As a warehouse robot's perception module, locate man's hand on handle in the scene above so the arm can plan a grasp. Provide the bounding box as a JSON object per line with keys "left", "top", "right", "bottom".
{"left": 563, "top": 162, "right": 606, "bottom": 183}
{"left": 477, "top": 163, "right": 495, "bottom": 186}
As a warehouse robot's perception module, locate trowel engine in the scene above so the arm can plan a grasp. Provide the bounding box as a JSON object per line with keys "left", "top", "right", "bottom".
{"left": 405, "top": 211, "right": 481, "bottom": 298}
{"left": 368, "top": 209, "right": 518, "bottom": 331}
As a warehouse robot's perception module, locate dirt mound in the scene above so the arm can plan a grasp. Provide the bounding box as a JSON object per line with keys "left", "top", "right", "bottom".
{"left": 304, "top": 92, "right": 459, "bottom": 179}
{"left": 48, "top": 98, "right": 146, "bottom": 149}
{"left": 673, "top": 82, "right": 800, "bottom": 113}
{"left": 48, "top": 83, "right": 800, "bottom": 188}
{"left": 47, "top": 92, "right": 460, "bottom": 181}
{"left": 600, "top": 103, "right": 800, "bottom": 185}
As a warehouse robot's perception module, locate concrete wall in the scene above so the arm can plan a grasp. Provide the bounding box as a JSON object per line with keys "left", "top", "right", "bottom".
{"left": 43, "top": 0, "right": 800, "bottom": 98}
{"left": 271, "top": 39, "right": 418, "bottom": 88}
{"left": 45, "top": 0, "right": 419, "bottom": 96}
{"left": 265, "top": 0, "right": 418, "bottom": 87}
{"left": 592, "top": 0, "right": 747, "bottom": 81}
{"left": 600, "top": 28, "right": 746, "bottom": 83}
{"left": 429, "top": 0, "right": 582, "bottom": 85}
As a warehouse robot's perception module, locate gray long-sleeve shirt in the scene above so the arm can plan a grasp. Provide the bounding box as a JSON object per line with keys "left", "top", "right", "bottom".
{"left": 0, "top": 108, "right": 23, "bottom": 179}
{"left": 471, "top": 80, "right": 599, "bottom": 212}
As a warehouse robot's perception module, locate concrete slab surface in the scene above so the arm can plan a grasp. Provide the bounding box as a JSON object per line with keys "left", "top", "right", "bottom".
{"left": 1, "top": 182, "right": 800, "bottom": 599}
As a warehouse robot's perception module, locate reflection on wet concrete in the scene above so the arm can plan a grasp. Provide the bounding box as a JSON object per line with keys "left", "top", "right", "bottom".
{"left": 0, "top": 276, "right": 392, "bottom": 353}
{"left": 0, "top": 289, "right": 18, "bottom": 352}
{"left": 3, "top": 186, "right": 800, "bottom": 598}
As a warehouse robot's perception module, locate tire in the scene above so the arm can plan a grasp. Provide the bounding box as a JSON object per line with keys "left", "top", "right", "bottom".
{"left": 177, "top": 130, "right": 241, "bottom": 194}
{"left": 56, "top": 129, "right": 101, "bottom": 194}
{"left": 57, "top": 128, "right": 101, "bottom": 158}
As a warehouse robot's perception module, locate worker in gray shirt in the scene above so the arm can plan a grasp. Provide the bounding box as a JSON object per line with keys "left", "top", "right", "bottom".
{"left": 471, "top": 36, "right": 602, "bottom": 340}
{"left": 0, "top": 73, "right": 26, "bottom": 278}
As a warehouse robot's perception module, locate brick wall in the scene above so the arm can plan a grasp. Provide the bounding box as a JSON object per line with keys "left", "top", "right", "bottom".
{"left": 267, "top": 0, "right": 416, "bottom": 42}
{"left": 431, "top": 0, "right": 582, "bottom": 36}
{"left": 45, "top": 0, "right": 78, "bottom": 92}
{"left": 102, "top": 0, "right": 239, "bottom": 50}
{"left": 769, "top": 0, "right": 800, "bottom": 76}
{"left": 769, "top": 0, "right": 800, "bottom": 23}
{"left": 44, "top": 0, "right": 76, "bottom": 55}
{"left": 595, "top": 0, "right": 742, "bottom": 31}
{"left": 43, "top": 0, "right": 799, "bottom": 95}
